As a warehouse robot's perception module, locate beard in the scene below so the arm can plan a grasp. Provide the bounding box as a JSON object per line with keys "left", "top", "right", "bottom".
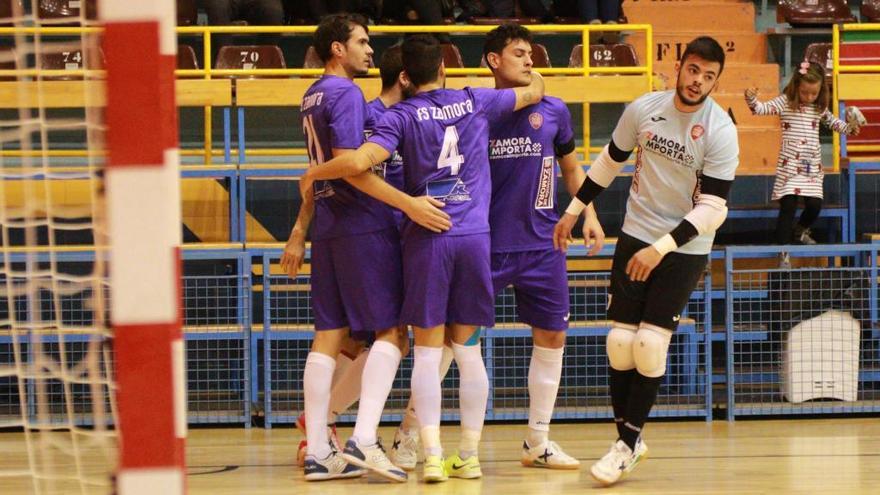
{"left": 676, "top": 82, "right": 710, "bottom": 107}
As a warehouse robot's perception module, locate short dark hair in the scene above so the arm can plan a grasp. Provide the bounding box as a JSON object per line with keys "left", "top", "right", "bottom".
{"left": 402, "top": 35, "right": 442, "bottom": 87}
{"left": 379, "top": 44, "right": 404, "bottom": 91}
{"left": 313, "top": 13, "right": 369, "bottom": 63}
{"left": 483, "top": 23, "right": 532, "bottom": 67}
{"left": 680, "top": 36, "right": 725, "bottom": 75}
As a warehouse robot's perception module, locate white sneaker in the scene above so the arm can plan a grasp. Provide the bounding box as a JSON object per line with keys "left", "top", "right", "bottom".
{"left": 341, "top": 437, "right": 408, "bottom": 483}
{"left": 388, "top": 427, "right": 421, "bottom": 471}
{"left": 590, "top": 439, "right": 648, "bottom": 486}
{"left": 304, "top": 451, "right": 365, "bottom": 481}
{"left": 521, "top": 440, "right": 581, "bottom": 470}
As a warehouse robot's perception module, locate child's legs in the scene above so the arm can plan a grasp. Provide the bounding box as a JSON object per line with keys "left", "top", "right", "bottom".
{"left": 775, "top": 195, "right": 799, "bottom": 244}
{"left": 798, "top": 196, "right": 823, "bottom": 228}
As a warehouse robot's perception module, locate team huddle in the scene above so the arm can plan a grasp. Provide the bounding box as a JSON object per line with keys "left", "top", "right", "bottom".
{"left": 282, "top": 14, "right": 739, "bottom": 486}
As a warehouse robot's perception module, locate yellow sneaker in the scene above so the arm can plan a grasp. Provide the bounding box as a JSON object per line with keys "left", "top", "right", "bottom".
{"left": 444, "top": 453, "right": 482, "bottom": 479}
{"left": 423, "top": 455, "right": 448, "bottom": 483}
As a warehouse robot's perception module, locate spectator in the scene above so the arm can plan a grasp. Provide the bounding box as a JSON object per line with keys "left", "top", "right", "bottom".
{"left": 478, "top": 0, "right": 553, "bottom": 21}
{"left": 555, "top": 0, "right": 621, "bottom": 24}
{"left": 375, "top": 1, "right": 452, "bottom": 42}
{"left": 301, "top": 0, "right": 376, "bottom": 21}
{"left": 201, "top": 0, "right": 284, "bottom": 57}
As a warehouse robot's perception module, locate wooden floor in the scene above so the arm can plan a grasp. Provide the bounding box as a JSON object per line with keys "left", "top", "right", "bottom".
{"left": 3, "top": 418, "right": 880, "bottom": 494}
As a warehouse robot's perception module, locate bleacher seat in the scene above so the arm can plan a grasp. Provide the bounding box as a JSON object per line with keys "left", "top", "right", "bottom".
{"left": 177, "top": 0, "right": 197, "bottom": 26}
{"left": 441, "top": 43, "right": 464, "bottom": 68}
{"left": 863, "top": 0, "right": 880, "bottom": 21}
{"left": 479, "top": 42, "right": 551, "bottom": 69}
{"left": 177, "top": 44, "right": 199, "bottom": 71}
{"left": 804, "top": 42, "right": 834, "bottom": 91}
{"left": 41, "top": 47, "right": 102, "bottom": 80}
{"left": 38, "top": 0, "right": 96, "bottom": 21}
{"left": 303, "top": 46, "right": 322, "bottom": 69}
{"left": 0, "top": 1, "right": 23, "bottom": 26}
{"left": 568, "top": 43, "right": 638, "bottom": 69}
{"left": 468, "top": 16, "right": 541, "bottom": 25}
{"left": 215, "top": 45, "right": 286, "bottom": 78}
{"left": 0, "top": 46, "right": 15, "bottom": 81}
{"left": 777, "top": 0, "right": 856, "bottom": 26}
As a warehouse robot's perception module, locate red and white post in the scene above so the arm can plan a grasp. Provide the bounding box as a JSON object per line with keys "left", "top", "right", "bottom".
{"left": 101, "top": 0, "right": 185, "bottom": 493}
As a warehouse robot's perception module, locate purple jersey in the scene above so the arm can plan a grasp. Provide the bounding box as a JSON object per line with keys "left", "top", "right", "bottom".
{"left": 302, "top": 75, "right": 396, "bottom": 240}
{"left": 368, "top": 87, "right": 517, "bottom": 240}
{"left": 489, "top": 97, "right": 574, "bottom": 252}
{"left": 366, "top": 98, "right": 405, "bottom": 191}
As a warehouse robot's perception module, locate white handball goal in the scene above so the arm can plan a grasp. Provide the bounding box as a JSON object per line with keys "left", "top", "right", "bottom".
{"left": 0, "top": 1, "right": 185, "bottom": 494}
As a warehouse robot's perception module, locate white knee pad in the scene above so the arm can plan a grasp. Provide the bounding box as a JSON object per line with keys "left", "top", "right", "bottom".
{"left": 606, "top": 324, "right": 638, "bottom": 371}
{"left": 632, "top": 324, "right": 672, "bottom": 378}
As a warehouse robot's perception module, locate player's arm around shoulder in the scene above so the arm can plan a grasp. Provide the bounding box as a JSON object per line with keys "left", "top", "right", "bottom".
{"left": 512, "top": 71, "right": 545, "bottom": 111}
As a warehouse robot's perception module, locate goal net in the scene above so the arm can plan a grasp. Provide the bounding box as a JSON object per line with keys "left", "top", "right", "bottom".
{"left": 0, "top": 1, "right": 184, "bottom": 494}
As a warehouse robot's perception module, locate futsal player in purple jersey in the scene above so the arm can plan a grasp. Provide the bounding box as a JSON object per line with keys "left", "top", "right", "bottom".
{"left": 280, "top": 15, "right": 447, "bottom": 483}
{"left": 483, "top": 24, "right": 605, "bottom": 470}
{"left": 299, "top": 35, "right": 545, "bottom": 483}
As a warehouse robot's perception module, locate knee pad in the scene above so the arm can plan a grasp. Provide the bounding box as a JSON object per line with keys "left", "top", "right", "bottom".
{"left": 606, "top": 324, "right": 637, "bottom": 371}
{"left": 632, "top": 324, "right": 672, "bottom": 378}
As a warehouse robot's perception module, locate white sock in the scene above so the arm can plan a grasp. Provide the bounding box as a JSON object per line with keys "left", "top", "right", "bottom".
{"left": 351, "top": 341, "right": 402, "bottom": 445}
{"left": 328, "top": 350, "right": 368, "bottom": 424}
{"left": 527, "top": 345, "right": 564, "bottom": 441}
{"left": 452, "top": 342, "right": 489, "bottom": 446}
{"left": 459, "top": 429, "right": 481, "bottom": 460}
{"left": 411, "top": 346, "right": 443, "bottom": 457}
{"left": 303, "top": 352, "right": 335, "bottom": 459}
{"left": 401, "top": 345, "right": 453, "bottom": 433}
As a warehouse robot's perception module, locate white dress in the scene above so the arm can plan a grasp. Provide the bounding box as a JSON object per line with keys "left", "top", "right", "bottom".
{"left": 746, "top": 94, "right": 851, "bottom": 200}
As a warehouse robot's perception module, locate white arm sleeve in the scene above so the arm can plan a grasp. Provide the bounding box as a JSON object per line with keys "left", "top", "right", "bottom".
{"left": 683, "top": 193, "right": 728, "bottom": 235}
{"left": 587, "top": 144, "right": 627, "bottom": 187}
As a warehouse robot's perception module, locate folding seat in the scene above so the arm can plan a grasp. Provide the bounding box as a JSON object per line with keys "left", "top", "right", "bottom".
{"left": 777, "top": 0, "right": 856, "bottom": 26}
{"left": 440, "top": 42, "right": 464, "bottom": 68}
{"left": 862, "top": 0, "right": 880, "bottom": 21}
{"left": 568, "top": 43, "right": 638, "bottom": 69}
{"left": 177, "top": 44, "right": 199, "bottom": 72}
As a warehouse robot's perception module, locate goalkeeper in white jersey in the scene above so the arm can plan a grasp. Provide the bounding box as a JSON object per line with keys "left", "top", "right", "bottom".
{"left": 555, "top": 36, "right": 739, "bottom": 487}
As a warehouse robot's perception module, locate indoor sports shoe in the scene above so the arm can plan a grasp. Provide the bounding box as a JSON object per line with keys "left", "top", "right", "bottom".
{"left": 423, "top": 455, "right": 448, "bottom": 483}
{"left": 341, "top": 438, "right": 407, "bottom": 483}
{"left": 296, "top": 440, "right": 307, "bottom": 467}
{"left": 589, "top": 438, "right": 648, "bottom": 486}
{"left": 793, "top": 225, "right": 817, "bottom": 245}
{"left": 303, "top": 451, "right": 365, "bottom": 481}
{"left": 521, "top": 439, "right": 581, "bottom": 470}
{"left": 444, "top": 452, "right": 482, "bottom": 479}
{"left": 388, "top": 427, "right": 421, "bottom": 471}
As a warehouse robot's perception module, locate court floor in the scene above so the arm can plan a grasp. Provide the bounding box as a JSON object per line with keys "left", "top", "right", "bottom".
{"left": 3, "top": 418, "right": 879, "bottom": 493}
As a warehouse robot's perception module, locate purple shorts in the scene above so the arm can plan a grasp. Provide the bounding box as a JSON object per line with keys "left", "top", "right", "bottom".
{"left": 400, "top": 233, "right": 494, "bottom": 329}
{"left": 491, "top": 249, "right": 569, "bottom": 331}
{"left": 311, "top": 228, "right": 403, "bottom": 333}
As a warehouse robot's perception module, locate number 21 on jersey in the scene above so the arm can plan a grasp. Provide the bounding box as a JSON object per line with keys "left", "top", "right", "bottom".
{"left": 437, "top": 125, "right": 464, "bottom": 175}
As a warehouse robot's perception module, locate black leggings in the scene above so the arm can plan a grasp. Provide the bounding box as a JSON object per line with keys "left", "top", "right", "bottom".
{"left": 775, "top": 194, "right": 822, "bottom": 244}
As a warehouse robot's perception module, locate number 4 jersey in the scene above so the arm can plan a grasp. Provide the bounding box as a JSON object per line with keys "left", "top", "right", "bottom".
{"left": 488, "top": 96, "right": 574, "bottom": 253}
{"left": 367, "top": 87, "right": 516, "bottom": 240}
{"left": 301, "top": 75, "right": 397, "bottom": 241}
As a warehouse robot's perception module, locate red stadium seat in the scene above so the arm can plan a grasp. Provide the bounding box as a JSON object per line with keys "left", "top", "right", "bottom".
{"left": 441, "top": 43, "right": 464, "bottom": 68}
{"left": 568, "top": 43, "right": 639, "bottom": 69}
{"left": 41, "top": 46, "right": 103, "bottom": 80}
{"left": 177, "top": 0, "right": 197, "bottom": 26}
{"left": 215, "top": 45, "right": 286, "bottom": 78}
{"left": 804, "top": 42, "right": 834, "bottom": 90}
{"left": 862, "top": 0, "right": 880, "bottom": 21}
{"left": 303, "top": 46, "right": 322, "bottom": 69}
{"left": 38, "top": 0, "right": 96, "bottom": 22}
{"left": 777, "top": 0, "right": 856, "bottom": 26}
{"left": 177, "top": 44, "right": 199, "bottom": 71}
{"left": 0, "top": 1, "right": 23, "bottom": 26}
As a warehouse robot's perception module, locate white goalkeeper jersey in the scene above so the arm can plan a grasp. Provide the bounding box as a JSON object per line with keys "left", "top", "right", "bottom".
{"left": 611, "top": 90, "right": 740, "bottom": 255}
